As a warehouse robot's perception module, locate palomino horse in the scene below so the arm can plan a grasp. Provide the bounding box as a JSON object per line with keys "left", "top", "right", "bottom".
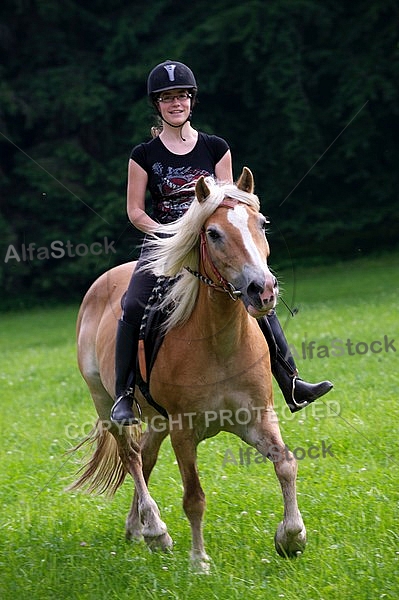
{"left": 71, "top": 167, "right": 306, "bottom": 572}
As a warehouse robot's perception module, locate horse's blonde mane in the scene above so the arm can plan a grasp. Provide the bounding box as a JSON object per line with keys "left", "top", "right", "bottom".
{"left": 141, "top": 177, "right": 260, "bottom": 330}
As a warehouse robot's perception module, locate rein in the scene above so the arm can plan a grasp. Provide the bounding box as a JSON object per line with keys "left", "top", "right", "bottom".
{"left": 184, "top": 198, "right": 243, "bottom": 302}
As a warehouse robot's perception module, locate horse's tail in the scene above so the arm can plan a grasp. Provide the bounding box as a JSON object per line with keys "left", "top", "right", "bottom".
{"left": 67, "top": 419, "right": 138, "bottom": 496}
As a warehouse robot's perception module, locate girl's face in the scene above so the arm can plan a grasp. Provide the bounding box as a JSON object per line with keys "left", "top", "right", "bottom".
{"left": 156, "top": 89, "right": 192, "bottom": 126}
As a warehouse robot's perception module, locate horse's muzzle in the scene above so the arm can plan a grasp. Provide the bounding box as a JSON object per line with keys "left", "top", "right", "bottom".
{"left": 242, "top": 272, "right": 278, "bottom": 318}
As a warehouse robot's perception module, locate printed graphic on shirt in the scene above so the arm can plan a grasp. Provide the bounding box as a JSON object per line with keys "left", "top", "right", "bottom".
{"left": 152, "top": 163, "right": 210, "bottom": 223}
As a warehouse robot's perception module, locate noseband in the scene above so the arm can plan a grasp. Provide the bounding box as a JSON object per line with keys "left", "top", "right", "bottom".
{"left": 184, "top": 198, "right": 243, "bottom": 301}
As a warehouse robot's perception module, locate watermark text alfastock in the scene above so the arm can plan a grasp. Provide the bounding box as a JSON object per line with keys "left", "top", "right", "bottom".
{"left": 287, "top": 335, "right": 396, "bottom": 361}
{"left": 222, "top": 440, "right": 334, "bottom": 467}
{"left": 4, "top": 237, "right": 116, "bottom": 263}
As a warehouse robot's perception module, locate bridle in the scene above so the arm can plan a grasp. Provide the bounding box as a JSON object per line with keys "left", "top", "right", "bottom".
{"left": 184, "top": 195, "right": 294, "bottom": 316}
{"left": 184, "top": 198, "right": 243, "bottom": 302}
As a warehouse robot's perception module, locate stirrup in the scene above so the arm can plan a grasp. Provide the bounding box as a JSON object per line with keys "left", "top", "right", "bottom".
{"left": 291, "top": 377, "right": 309, "bottom": 409}
{"left": 111, "top": 388, "right": 142, "bottom": 425}
{"left": 288, "top": 376, "right": 333, "bottom": 413}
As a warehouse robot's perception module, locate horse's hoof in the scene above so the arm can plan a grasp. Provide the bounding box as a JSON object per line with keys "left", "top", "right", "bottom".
{"left": 125, "top": 529, "right": 143, "bottom": 543}
{"left": 190, "top": 551, "right": 211, "bottom": 575}
{"left": 145, "top": 531, "right": 174, "bottom": 552}
{"left": 274, "top": 521, "right": 307, "bottom": 558}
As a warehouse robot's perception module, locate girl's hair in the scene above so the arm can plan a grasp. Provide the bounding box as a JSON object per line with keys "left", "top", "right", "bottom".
{"left": 151, "top": 125, "right": 162, "bottom": 138}
{"left": 150, "top": 116, "right": 163, "bottom": 138}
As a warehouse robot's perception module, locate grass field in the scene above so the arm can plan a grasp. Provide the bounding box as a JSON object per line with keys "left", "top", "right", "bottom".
{"left": 1, "top": 253, "right": 398, "bottom": 599}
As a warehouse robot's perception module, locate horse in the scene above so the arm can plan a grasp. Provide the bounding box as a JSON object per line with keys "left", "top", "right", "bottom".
{"left": 70, "top": 167, "right": 306, "bottom": 573}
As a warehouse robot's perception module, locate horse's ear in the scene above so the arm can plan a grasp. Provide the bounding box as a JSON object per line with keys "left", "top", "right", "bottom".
{"left": 236, "top": 167, "right": 254, "bottom": 193}
{"left": 196, "top": 176, "right": 211, "bottom": 203}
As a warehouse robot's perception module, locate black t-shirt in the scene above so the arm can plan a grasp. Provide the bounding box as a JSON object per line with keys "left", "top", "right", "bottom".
{"left": 130, "top": 132, "right": 229, "bottom": 223}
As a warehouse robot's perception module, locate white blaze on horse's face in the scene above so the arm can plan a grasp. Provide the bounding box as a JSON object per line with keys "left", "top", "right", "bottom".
{"left": 212, "top": 203, "right": 278, "bottom": 317}
{"left": 228, "top": 205, "right": 277, "bottom": 316}
{"left": 227, "top": 205, "right": 265, "bottom": 267}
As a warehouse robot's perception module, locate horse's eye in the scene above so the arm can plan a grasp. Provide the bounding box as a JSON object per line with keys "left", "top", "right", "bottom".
{"left": 207, "top": 228, "right": 221, "bottom": 241}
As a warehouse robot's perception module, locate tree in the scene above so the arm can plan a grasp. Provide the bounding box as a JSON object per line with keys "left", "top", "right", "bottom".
{"left": 1, "top": 0, "right": 398, "bottom": 307}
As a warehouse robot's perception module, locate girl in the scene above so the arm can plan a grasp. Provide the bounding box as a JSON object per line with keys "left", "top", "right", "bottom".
{"left": 111, "top": 60, "right": 332, "bottom": 424}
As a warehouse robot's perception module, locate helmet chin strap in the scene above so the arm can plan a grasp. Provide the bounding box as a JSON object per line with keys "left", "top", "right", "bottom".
{"left": 161, "top": 117, "right": 188, "bottom": 140}
{"left": 157, "top": 104, "right": 193, "bottom": 141}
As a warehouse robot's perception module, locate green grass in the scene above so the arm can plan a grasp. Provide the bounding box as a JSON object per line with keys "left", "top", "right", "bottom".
{"left": 1, "top": 253, "right": 398, "bottom": 599}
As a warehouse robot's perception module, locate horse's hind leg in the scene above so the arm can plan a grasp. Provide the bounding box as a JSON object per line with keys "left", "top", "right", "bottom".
{"left": 112, "top": 425, "right": 173, "bottom": 552}
{"left": 125, "top": 425, "right": 170, "bottom": 546}
{"left": 248, "top": 409, "right": 306, "bottom": 557}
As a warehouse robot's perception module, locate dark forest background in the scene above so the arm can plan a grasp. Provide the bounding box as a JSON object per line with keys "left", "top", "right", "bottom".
{"left": 1, "top": 0, "right": 398, "bottom": 308}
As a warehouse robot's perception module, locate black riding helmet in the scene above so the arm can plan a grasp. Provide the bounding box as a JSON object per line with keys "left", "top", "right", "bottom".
{"left": 147, "top": 60, "right": 198, "bottom": 138}
{"left": 147, "top": 60, "right": 197, "bottom": 97}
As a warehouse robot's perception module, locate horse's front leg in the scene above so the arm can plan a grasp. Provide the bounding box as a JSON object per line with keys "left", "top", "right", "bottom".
{"left": 112, "top": 425, "right": 173, "bottom": 552}
{"left": 247, "top": 408, "right": 306, "bottom": 557}
{"left": 272, "top": 445, "right": 307, "bottom": 557}
{"left": 170, "top": 426, "right": 210, "bottom": 573}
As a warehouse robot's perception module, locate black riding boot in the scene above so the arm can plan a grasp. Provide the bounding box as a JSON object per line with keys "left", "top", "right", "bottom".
{"left": 110, "top": 319, "right": 141, "bottom": 425}
{"left": 260, "top": 311, "right": 333, "bottom": 413}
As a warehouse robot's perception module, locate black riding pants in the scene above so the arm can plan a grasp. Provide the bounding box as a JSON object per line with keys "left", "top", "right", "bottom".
{"left": 122, "top": 254, "right": 157, "bottom": 331}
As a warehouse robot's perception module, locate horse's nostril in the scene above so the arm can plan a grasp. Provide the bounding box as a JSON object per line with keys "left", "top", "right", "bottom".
{"left": 247, "top": 281, "right": 264, "bottom": 297}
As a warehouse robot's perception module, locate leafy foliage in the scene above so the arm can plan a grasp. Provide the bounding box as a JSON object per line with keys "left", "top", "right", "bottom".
{"left": 1, "top": 0, "right": 398, "bottom": 306}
